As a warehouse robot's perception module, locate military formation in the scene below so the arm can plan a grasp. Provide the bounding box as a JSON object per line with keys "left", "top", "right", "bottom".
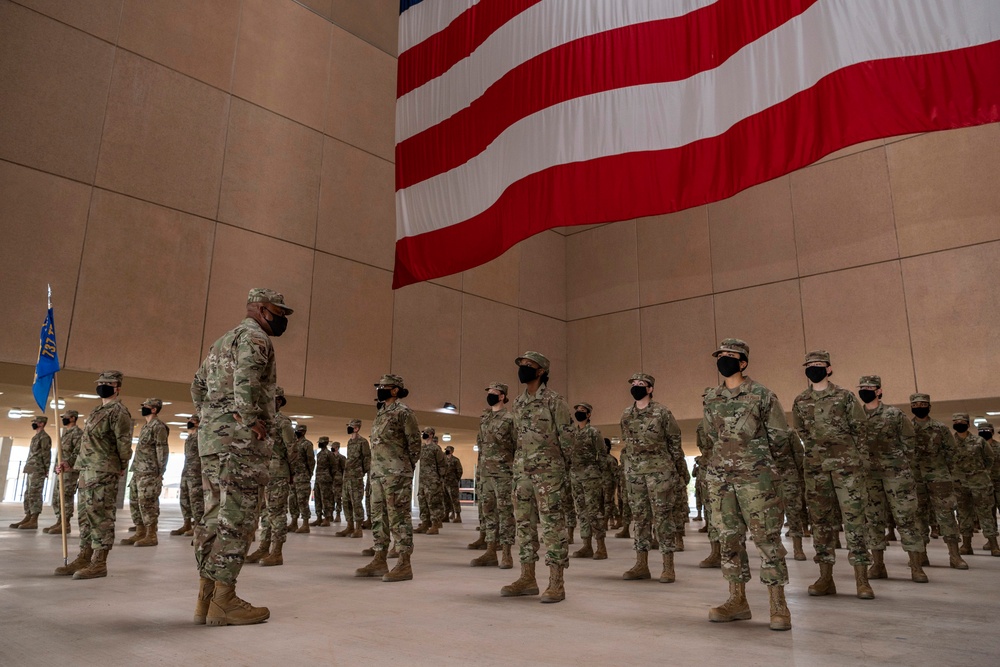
{"left": 12, "top": 290, "right": 1000, "bottom": 631}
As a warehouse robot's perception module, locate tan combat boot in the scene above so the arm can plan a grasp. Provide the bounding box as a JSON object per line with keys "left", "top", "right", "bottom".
{"left": 355, "top": 550, "right": 389, "bottom": 577}
{"left": 540, "top": 564, "right": 565, "bottom": 603}
{"left": 709, "top": 581, "right": 751, "bottom": 622}
{"left": 908, "top": 551, "right": 929, "bottom": 582}
{"left": 296, "top": 520, "right": 310, "bottom": 534}
{"left": 171, "top": 519, "right": 192, "bottom": 536}
{"left": 792, "top": 536, "right": 807, "bottom": 561}
{"left": 350, "top": 525, "right": 363, "bottom": 538}
{"left": 960, "top": 533, "right": 973, "bottom": 555}
{"left": 18, "top": 514, "right": 39, "bottom": 530}
{"left": 414, "top": 521, "right": 429, "bottom": 534}
{"left": 362, "top": 519, "right": 372, "bottom": 529}
{"left": 659, "top": 552, "right": 675, "bottom": 583}
{"left": 335, "top": 521, "right": 354, "bottom": 537}
{"left": 43, "top": 518, "right": 61, "bottom": 533}
{"left": 310, "top": 517, "right": 322, "bottom": 527}
{"left": 468, "top": 531, "right": 487, "bottom": 550}
{"left": 452, "top": 514, "right": 462, "bottom": 524}
{"left": 987, "top": 535, "right": 1000, "bottom": 557}
{"left": 120, "top": 524, "right": 145, "bottom": 546}
{"left": 426, "top": 521, "right": 440, "bottom": 535}
{"left": 194, "top": 577, "right": 215, "bottom": 624}
{"left": 593, "top": 537, "right": 608, "bottom": 560}
{"left": 135, "top": 521, "right": 158, "bottom": 546}
{"left": 808, "top": 563, "right": 836, "bottom": 596}
{"left": 501, "top": 562, "right": 539, "bottom": 597}
{"left": 361, "top": 546, "right": 375, "bottom": 556}
{"left": 383, "top": 552, "right": 413, "bottom": 582}
{"left": 320, "top": 518, "right": 330, "bottom": 527}
{"left": 699, "top": 541, "right": 721, "bottom": 568}
{"left": 387, "top": 545, "right": 400, "bottom": 559}
{"left": 9, "top": 514, "right": 30, "bottom": 528}
{"left": 614, "top": 523, "right": 631, "bottom": 539}
{"left": 206, "top": 582, "right": 270, "bottom": 626}
{"left": 73, "top": 548, "right": 109, "bottom": 579}
{"left": 854, "top": 564, "right": 875, "bottom": 599}
{"left": 334, "top": 512, "right": 341, "bottom": 523}
{"left": 245, "top": 540, "right": 270, "bottom": 564}
{"left": 288, "top": 517, "right": 299, "bottom": 532}
{"left": 623, "top": 550, "right": 651, "bottom": 580}
{"left": 55, "top": 545, "right": 93, "bottom": 576}
{"left": 768, "top": 585, "right": 792, "bottom": 631}
{"left": 500, "top": 544, "right": 514, "bottom": 569}
{"left": 698, "top": 523, "right": 709, "bottom": 533}
{"left": 571, "top": 536, "right": 594, "bottom": 559}
{"left": 471, "top": 543, "right": 499, "bottom": 567}
{"left": 946, "top": 539, "right": 969, "bottom": 569}
{"left": 261, "top": 541, "right": 284, "bottom": 566}
{"left": 868, "top": 550, "right": 887, "bottom": 579}
{"left": 675, "top": 532, "right": 684, "bottom": 552}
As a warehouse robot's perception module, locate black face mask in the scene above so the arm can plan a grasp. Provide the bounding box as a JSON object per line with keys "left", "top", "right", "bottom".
{"left": 517, "top": 365, "right": 538, "bottom": 384}
{"left": 62, "top": 418, "right": 71, "bottom": 426}
{"left": 141, "top": 407, "right": 152, "bottom": 417}
{"left": 979, "top": 431, "right": 993, "bottom": 440}
{"left": 377, "top": 388, "right": 393, "bottom": 402}
{"left": 187, "top": 421, "right": 196, "bottom": 429}
{"left": 295, "top": 430, "right": 306, "bottom": 438}
{"left": 716, "top": 356, "right": 742, "bottom": 378}
{"left": 954, "top": 423, "right": 969, "bottom": 433}
{"left": 31, "top": 422, "right": 39, "bottom": 430}
{"left": 630, "top": 386, "right": 648, "bottom": 401}
{"left": 486, "top": 393, "right": 501, "bottom": 406}
{"left": 805, "top": 366, "right": 829, "bottom": 383}
{"left": 96, "top": 384, "right": 116, "bottom": 399}
{"left": 347, "top": 427, "right": 355, "bottom": 434}
{"left": 858, "top": 389, "right": 878, "bottom": 404}
{"left": 574, "top": 411, "right": 589, "bottom": 422}
{"left": 911, "top": 407, "right": 930, "bottom": 419}
{"left": 421, "top": 433, "right": 431, "bottom": 440}
{"left": 266, "top": 313, "right": 288, "bottom": 337}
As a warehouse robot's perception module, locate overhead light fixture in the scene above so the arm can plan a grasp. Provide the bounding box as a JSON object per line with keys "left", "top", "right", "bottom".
{"left": 987, "top": 411, "right": 1000, "bottom": 416}
{"left": 7, "top": 408, "right": 22, "bottom": 419}
{"left": 174, "top": 413, "right": 193, "bottom": 418}
{"left": 290, "top": 415, "right": 313, "bottom": 419}
{"left": 166, "top": 421, "right": 188, "bottom": 426}
{"left": 131, "top": 437, "right": 139, "bottom": 445}
{"left": 472, "top": 445, "right": 479, "bottom": 452}
{"left": 442, "top": 433, "right": 452, "bottom": 442}
{"left": 75, "top": 393, "right": 100, "bottom": 399}
{"left": 180, "top": 432, "right": 189, "bottom": 440}
{"left": 49, "top": 398, "right": 66, "bottom": 410}
{"left": 161, "top": 401, "right": 172, "bottom": 406}
{"left": 442, "top": 403, "right": 457, "bottom": 411}
{"left": 973, "top": 418, "right": 987, "bottom": 424}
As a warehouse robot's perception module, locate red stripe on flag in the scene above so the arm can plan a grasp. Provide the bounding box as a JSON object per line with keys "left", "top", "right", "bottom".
{"left": 392, "top": 40, "right": 1000, "bottom": 288}
{"left": 397, "top": 0, "right": 543, "bottom": 98}
{"left": 396, "top": 0, "right": 818, "bottom": 191}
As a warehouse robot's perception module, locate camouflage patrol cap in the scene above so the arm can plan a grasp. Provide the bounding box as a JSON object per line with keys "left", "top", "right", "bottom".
{"left": 332, "top": 441, "right": 341, "bottom": 448}
{"left": 858, "top": 375, "right": 881, "bottom": 387}
{"left": 712, "top": 338, "right": 750, "bottom": 358}
{"left": 141, "top": 398, "right": 163, "bottom": 410}
{"left": 628, "top": 373, "right": 655, "bottom": 387}
{"left": 952, "top": 413, "right": 970, "bottom": 423}
{"left": 574, "top": 403, "right": 593, "bottom": 413}
{"left": 445, "top": 446, "right": 454, "bottom": 453}
{"left": 374, "top": 374, "right": 405, "bottom": 388}
{"left": 33, "top": 415, "right": 48, "bottom": 424}
{"left": 486, "top": 382, "right": 509, "bottom": 395}
{"left": 317, "top": 436, "right": 329, "bottom": 445}
{"left": 95, "top": 370, "right": 123, "bottom": 385}
{"left": 980, "top": 422, "right": 994, "bottom": 433}
{"left": 188, "top": 414, "right": 200, "bottom": 424}
{"left": 295, "top": 423, "right": 308, "bottom": 433}
{"left": 61, "top": 410, "right": 79, "bottom": 419}
{"left": 910, "top": 393, "right": 930, "bottom": 404}
{"left": 803, "top": 350, "right": 831, "bottom": 366}
{"left": 347, "top": 418, "right": 361, "bottom": 428}
{"left": 515, "top": 351, "right": 550, "bottom": 371}
{"left": 247, "top": 287, "right": 293, "bottom": 314}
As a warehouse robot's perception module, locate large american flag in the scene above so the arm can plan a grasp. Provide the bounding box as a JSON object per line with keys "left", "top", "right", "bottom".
{"left": 393, "top": 0, "right": 1000, "bottom": 288}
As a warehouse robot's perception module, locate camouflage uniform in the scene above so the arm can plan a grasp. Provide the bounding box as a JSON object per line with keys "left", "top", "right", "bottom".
{"left": 779, "top": 432, "right": 809, "bottom": 539}
{"left": 950, "top": 414, "right": 996, "bottom": 539}
{"left": 417, "top": 432, "right": 447, "bottom": 528}
{"left": 179, "top": 422, "right": 204, "bottom": 527}
{"left": 288, "top": 430, "right": 315, "bottom": 522}
{"left": 131, "top": 408, "right": 169, "bottom": 527}
{"left": 910, "top": 399, "right": 960, "bottom": 544}
{"left": 696, "top": 422, "right": 720, "bottom": 544}
{"left": 24, "top": 421, "right": 52, "bottom": 516}
{"left": 693, "top": 457, "right": 704, "bottom": 519}
{"left": 343, "top": 425, "right": 371, "bottom": 525}
{"left": 617, "top": 447, "right": 632, "bottom": 528}
{"left": 982, "top": 425, "right": 1000, "bottom": 517}
{"left": 443, "top": 451, "right": 464, "bottom": 520}
{"left": 332, "top": 446, "right": 346, "bottom": 517}
{"left": 603, "top": 451, "right": 619, "bottom": 526}
{"left": 315, "top": 439, "right": 336, "bottom": 521}
{"left": 477, "top": 401, "right": 517, "bottom": 546}
{"left": 261, "top": 406, "right": 299, "bottom": 546}
{"left": 53, "top": 416, "right": 83, "bottom": 523}
{"left": 567, "top": 413, "right": 607, "bottom": 542}
{"left": 369, "top": 381, "right": 421, "bottom": 555}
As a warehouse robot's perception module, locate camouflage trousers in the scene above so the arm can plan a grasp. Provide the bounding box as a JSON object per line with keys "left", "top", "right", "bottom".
{"left": 22, "top": 471, "right": 46, "bottom": 515}
{"left": 77, "top": 471, "right": 120, "bottom": 551}
{"left": 133, "top": 473, "right": 162, "bottom": 525}
{"left": 179, "top": 472, "right": 205, "bottom": 525}
{"left": 333, "top": 476, "right": 344, "bottom": 514}
{"left": 572, "top": 473, "right": 606, "bottom": 540}
{"left": 604, "top": 480, "right": 619, "bottom": 524}
{"left": 778, "top": 474, "right": 808, "bottom": 538}
{"left": 992, "top": 479, "right": 1000, "bottom": 517}
{"left": 371, "top": 474, "right": 413, "bottom": 554}
{"left": 708, "top": 475, "right": 789, "bottom": 586}
{"left": 260, "top": 477, "right": 290, "bottom": 544}
{"left": 619, "top": 477, "right": 632, "bottom": 526}
{"left": 695, "top": 477, "right": 707, "bottom": 517}
{"left": 513, "top": 471, "right": 568, "bottom": 567}
{"left": 956, "top": 480, "right": 998, "bottom": 538}
{"left": 626, "top": 471, "right": 679, "bottom": 553}
{"left": 365, "top": 479, "right": 371, "bottom": 520}
{"left": 805, "top": 469, "right": 871, "bottom": 566}
{"left": 128, "top": 475, "right": 140, "bottom": 525}
{"left": 315, "top": 475, "right": 335, "bottom": 520}
{"left": 342, "top": 476, "right": 365, "bottom": 523}
{"left": 475, "top": 475, "right": 485, "bottom": 531}
{"left": 418, "top": 475, "right": 445, "bottom": 525}
{"left": 289, "top": 478, "right": 312, "bottom": 520}
{"left": 195, "top": 451, "right": 268, "bottom": 585}
{"left": 51, "top": 472, "right": 79, "bottom": 521}
{"left": 915, "top": 478, "right": 960, "bottom": 543}
{"left": 671, "top": 481, "right": 689, "bottom": 529}
{"left": 444, "top": 482, "right": 462, "bottom": 517}
{"left": 866, "top": 471, "right": 924, "bottom": 552}
{"left": 703, "top": 472, "right": 719, "bottom": 541}
{"left": 480, "top": 474, "right": 515, "bottom": 545}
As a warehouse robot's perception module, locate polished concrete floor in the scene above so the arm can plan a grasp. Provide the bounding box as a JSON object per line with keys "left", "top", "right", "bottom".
{"left": 1, "top": 501, "right": 998, "bottom": 666}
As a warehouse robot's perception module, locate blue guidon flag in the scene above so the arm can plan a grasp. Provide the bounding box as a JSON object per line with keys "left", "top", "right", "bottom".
{"left": 392, "top": 0, "right": 1000, "bottom": 288}
{"left": 32, "top": 286, "right": 60, "bottom": 412}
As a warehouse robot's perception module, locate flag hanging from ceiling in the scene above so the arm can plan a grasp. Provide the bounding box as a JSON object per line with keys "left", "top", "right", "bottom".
{"left": 393, "top": 0, "right": 1000, "bottom": 288}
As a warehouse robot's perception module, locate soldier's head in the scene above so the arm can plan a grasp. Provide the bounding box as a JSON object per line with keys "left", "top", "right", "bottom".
{"left": 979, "top": 422, "right": 995, "bottom": 441}
{"left": 486, "top": 382, "right": 509, "bottom": 406}
{"left": 712, "top": 339, "right": 749, "bottom": 378}
{"left": 909, "top": 393, "right": 931, "bottom": 419}
{"left": 31, "top": 415, "right": 48, "bottom": 431}
{"left": 347, "top": 418, "right": 361, "bottom": 435}
{"left": 374, "top": 374, "right": 408, "bottom": 404}
{"left": 332, "top": 441, "right": 341, "bottom": 451}
{"left": 857, "top": 376, "right": 882, "bottom": 404}
{"left": 294, "top": 423, "right": 307, "bottom": 438}
{"left": 95, "top": 370, "right": 123, "bottom": 400}
{"left": 628, "top": 373, "right": 655, "bottom": 401}
{"left": 573, "top": 403, "right": 592, "bottom": 424}
{"left": 951, "top": 413, "right": 970, "bottom": 434}
{"left": 141, "top": 398, "right": 163, "bottom": 418}
{"left": 515, "top": 352, "right": 550, "bottom": 386}
{"left": 803, "top": 350, "right": 832, "bottom": 384}
{"left": 445, "top": 446, "right": 454, "bottom": 456}
{"left": 187, "top": 415, "right": 200, "bottom": 430}
{"left": 61, "top": 410, "right": 79, "bottom": 427}
{"left": 246, "top": 288, "right": 294, "bottom": 338}
{"left": 422, "top": 427, "right": 436, "bottom": 441}
{"left": 605, "top": 437, "right": 612, "bottom": 454}
{"left": 318, "top": 436, "right": 329, "bottom": 448}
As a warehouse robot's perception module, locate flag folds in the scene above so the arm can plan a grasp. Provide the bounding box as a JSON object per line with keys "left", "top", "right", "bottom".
{"left": 33, "top": 306, "right": 60, "bottom": 413}
{"left": 393, "top": 0, "right": 1000, "bottom": 288}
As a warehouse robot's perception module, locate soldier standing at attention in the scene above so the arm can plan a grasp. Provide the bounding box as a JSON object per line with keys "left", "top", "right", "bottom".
{"left": 568, "top": 403, "right": 608, "bottom": 560}
{"left": 857, "top": 376, "right": 928, "bottom": 582}
{"left": 950, "top": 413, "right": 998, "bottom": 556}
{"left": 415, "top": 428, "right": 446, "bottom": 536}
{"left": 472, "top": 382, "right": 517, "bottom": 568}
{"left": 289, "top": 424, "right": 315, "bottom": 534}
{"left": 620, "top": 372, "right": 685, "bottom": 585}
{"left": 44, "top": 411, "right": 82, "bottom": 535}
{"left": 53, "top": 370, "right": 133, "bottom": 578}
{"left": 792, "top": 350, "right": 874, "bottom": 600}
{"left": 126, "top": 399, "right": 169, "bottom": 547}
{"left": 171, "top": 416, "right": 203, "bottom": 537}
{"left": 355, "top": 374, "right": 421, "bottom": 582}
{"left": 501, "top": 351, "right": 572, "bottom": 603}
{"left": 980, "top": 423, "right": 1000, "bottom": 535}
{"left": 443, "top": 446, "right": 464, "bottom": 522}
{"left": 336, "top": 419, "right": 370, "bottom": 539}
{"left": 313, "top": 437, "right": 335, "bottom": 527}
{"left": 190, "top": 287, "right": 292, "bottom": 626}
{"left": 332, "top": 441, "right": 346, "bottom": 523}
{"left": 12, "top": 416, "right": 52, "bottom": 530}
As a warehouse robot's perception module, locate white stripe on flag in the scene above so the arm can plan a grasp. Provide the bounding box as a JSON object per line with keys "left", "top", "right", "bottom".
{"left": 398, "top": 0, "right": 482, "bottom": 55}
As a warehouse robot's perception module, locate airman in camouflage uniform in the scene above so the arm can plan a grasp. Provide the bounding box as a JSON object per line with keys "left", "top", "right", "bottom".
{"left": 568, "top": 402, "right": 608, "bottom": 560}
{"left": 288, "top": 424, "right": 315, "bottom": 533}
{"left": 190, "top": 287, "right": 292, "bottom": 626}
{"left": 355, "top": 374, "right": 421, "bottom": 582}
{"left": 501, "top": 351, "right": 572, "bottom": 603}
{"left": 336, "top": 419, "right": 370, "bottom": 538}
{"left": 620, "top": 372, "right": 685, "bottom": 585}
{"left": 313, "top": 437, "right": 335, "bottom": 526}
{"left": 53, "top": 370, "right": 133, "bottom": 579}
{"left": 332, "top": 442, "right": 346, "bottom": 522}
{"left": 792, "top": 350, "right": 874, "bottom": 600}
{"left": 443, "top": 447, "right": 464, "bottom": 522}
{"left": 471, "top": 382, "right": 517, "bottom": 568}
{"left": 603, "top": 442, "right": 620, "bottom": 529}
{"left": 415, "top": 428, "right": 446, "bottom": 535}
{"left": 171, "top": 416, "right": 203, "bottom": 537}
{"left": 44, "top": 410, "right": 83, "bottom": 534}
{"left": 779, "top": 431, "right": 809, "bottom": 560}
{"left": 909, "top": 393, "right": 967, "bottom": 569}
{"left": 122, "top": 399, "right": 169, "bottom": 547}
{"left": 950, "top": 413, "right": 999, "bottom": 556}
{"left": 980, "top": 423, "right": 1000, "bottom": 527}
{"left": 857, "top": 376, "right": 928, "bottom": 582}
{"left": 693, "top": 456, "right": 704, "bottom": 522}
{"left": 704, "top": 339, "right": 792, "bottom": 631}
{"left": 12, "top": 415, "right": 51, "bottom": 530}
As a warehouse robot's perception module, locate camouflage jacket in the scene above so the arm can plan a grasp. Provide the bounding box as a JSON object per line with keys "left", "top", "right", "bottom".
{"left": 568, "top": 423, "right": 606, "bottom": 480}
{"left": 268, "top": 411, "right": 300, "bottom": 480}
{"left": 191, "top": 317, "right": 276, "bottom": 459}
{"left": 618, "top": 446, "right": 630, "bottom": 480}
{"left": 132, "top": 416, "right": 169, "bottom": 476}
{"left": 513, "top": 384, "right": 571, "bottom": 476}
{"left": 295, "top": 437, "right": 315, "bottom": 479}
{"left": 76, "top": 399, "right": 134, "bottom": 477}
{"left": 420, "top": 441, "right": 447, "bottom": 481}
{"left": 182, "top": 428, "right": 202, "bottom": 479}
{"left": 791, "top": 383, "right": 867, "bottom": 473}
{"left": 911, "top": 418, "right": 956, "bottom": 483}
{"left": 345, "top": 434, "right": 371, "bottom": 479}
{"left": 333, "top": 452, "right": 346, "bottom": 479}
{"left": 370, "top": 401, "right": 421, "bottom": 478}
{"left": 443, "top": 454, "right": 463, "bottom": 484}
{"left": 24, "top": 430, "right": 52, "bottom": 474}
{"left": 703, "top": 377, "right": 793, "bottom": 483}
{"left": 862, "top": 403, "right": 916, "bottom": 476}
{"left": 951, "top": 432, "right": 994, "bottom": 487}
{"left": 476, "top": 408, "right": 516, "bottom": 477}
{"left": 603, "top": 453, "right": 619, "bottom": 487}
{"left": 316, "top": 448, "right": 335, "bottom": 480}
{"left": 619, "top": 400, "right": 684, "bottom": 477}
{"left": 55, "top": 425, "right": 83, "bottom": 472}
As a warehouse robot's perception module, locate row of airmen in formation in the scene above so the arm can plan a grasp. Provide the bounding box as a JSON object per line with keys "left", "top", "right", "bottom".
{"left": 11, "top": 289, "right": 1000, "bottom": 632}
